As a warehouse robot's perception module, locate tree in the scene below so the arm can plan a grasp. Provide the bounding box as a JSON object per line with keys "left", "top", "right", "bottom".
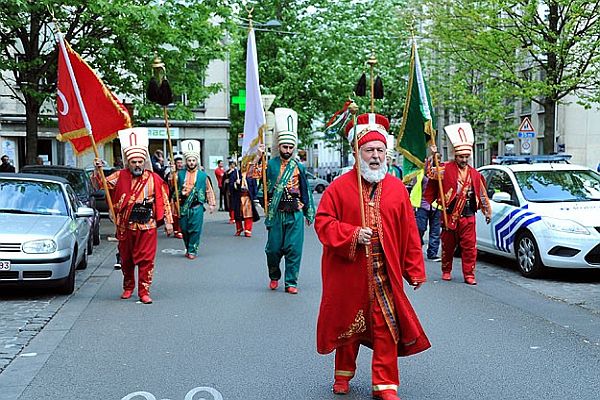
{"left": 229, "top": 0, "right": 414, "bottom": 152}
{"left": 421, "top": 0, "right": 600, "bottom": 153}
{"left": 0, "top": 0, "right": 232, "bottom": 163}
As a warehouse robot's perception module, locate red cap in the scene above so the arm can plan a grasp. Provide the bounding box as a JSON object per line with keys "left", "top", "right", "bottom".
{"left": 344, "top": 113, "right": 389, "bottom": 147}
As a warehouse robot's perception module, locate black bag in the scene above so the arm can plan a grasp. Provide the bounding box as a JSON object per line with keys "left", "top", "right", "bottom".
{"left": 129, "top": 200, "right": 153, "bottom": 224}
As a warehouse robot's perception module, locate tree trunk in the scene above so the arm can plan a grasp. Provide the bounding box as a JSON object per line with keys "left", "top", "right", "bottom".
{"left": 542, "top": 100, "right": 555, "bottom": 154}
{"left": 24, "top": 95, "right": 41, "bottom": 165}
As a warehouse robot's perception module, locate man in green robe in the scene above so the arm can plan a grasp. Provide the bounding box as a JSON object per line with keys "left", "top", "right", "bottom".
{"left": 257, "top": 108, "right": 315, "bottom": 294}
{"left": 177, "top": 140, "right": 216, "bottom": 260}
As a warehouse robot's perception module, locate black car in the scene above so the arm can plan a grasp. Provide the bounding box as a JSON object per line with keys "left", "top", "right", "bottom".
{"left": 21, "top": 165, "right": 101, "bottom": 252}
{"left": 85, "top": 166, "right": 117, "bottom": 217}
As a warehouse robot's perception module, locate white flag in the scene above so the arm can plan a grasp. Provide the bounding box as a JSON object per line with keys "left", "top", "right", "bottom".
{"left": 242, "top": 28, "right": 265, "bottom": 165}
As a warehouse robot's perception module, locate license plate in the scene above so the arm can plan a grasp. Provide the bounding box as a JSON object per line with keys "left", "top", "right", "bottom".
{"left": 0, "top": 260, "right": 10, "bottom": 271}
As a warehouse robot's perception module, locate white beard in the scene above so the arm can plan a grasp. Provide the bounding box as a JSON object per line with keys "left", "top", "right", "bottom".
{"left": 359, "top": 158, "right": 388, "bottom": 183}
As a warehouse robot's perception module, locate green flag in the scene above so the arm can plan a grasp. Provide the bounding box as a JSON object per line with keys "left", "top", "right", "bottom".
{"left": 397, "top": 38, "right": 435, "bottom": 183}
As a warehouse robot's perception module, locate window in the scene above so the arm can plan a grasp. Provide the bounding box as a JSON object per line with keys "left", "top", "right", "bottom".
{"left": 486, "top": 170, "right": 518, "bottom": 205}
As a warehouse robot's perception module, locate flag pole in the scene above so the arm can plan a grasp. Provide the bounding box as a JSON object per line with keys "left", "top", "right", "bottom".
{"left": 56, "top": 30, "right": 116, "bottom": 223}
{"left": 151, "top": 56, "right": 181, "bottom": 217}
{"left": 259, "top": 126, "right": 269, "bottom": 214}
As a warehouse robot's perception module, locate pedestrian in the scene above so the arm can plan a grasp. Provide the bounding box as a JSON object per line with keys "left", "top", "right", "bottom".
{"left": 151, "top": 149, "right": 167, "bottom": 181}
{"left": 424, "top": 123, "right": 492, "bottom": 285}
{"left": 411, "top": 152, "right": 442, "bottom": 261}
{"left": 223, "top": 160, "right": 237, "bottom": 224}
{"left": 93, "top": 128, "right": 173, "bottom": 304}
{"left": 386, "top": 152, "right": 402, "bottom": 179}
{"left": 255, "top": 107, "right": 315, "bottom": 294}
{"left": 176, "top": 140, "right": 216, "bottom": 260}
{"left": 230, "top": 163, "right": 260, "bottom": 237}
{"left": 315, "top": 112, "right": 430, "bottom": 400}
{"left": 325, "top": 166, "right": 332, "bottom": 182}
{"left": 0, "top": 155, "right": 15, "bottom": 172}
{"left": 214, "top": 160, "right": 226, "bottom": 211}
{"left": 35, "top": 156, "right": 44, "bottom": 165}
{"left": 170, "top": 154, "right": 185, "bottom": 239}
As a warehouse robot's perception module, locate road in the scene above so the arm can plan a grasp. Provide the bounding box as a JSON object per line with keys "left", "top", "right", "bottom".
{"left": 1, "top": 197, "right": 599, "bottom": 400}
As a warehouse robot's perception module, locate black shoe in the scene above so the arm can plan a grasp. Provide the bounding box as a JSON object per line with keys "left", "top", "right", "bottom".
{"left": 427, "top": 256, "right": 441, "bottom": 262}
{"left": 114, "top": 263, "right": 122, "bottom": 270}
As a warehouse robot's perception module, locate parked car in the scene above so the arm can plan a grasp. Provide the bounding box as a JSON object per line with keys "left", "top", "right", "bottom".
{"left": 85, "top": 166, "right": 117, "bottom": 217}
{"left": 334, "top": 166, "right": 353, "bottom": 180}
{"left": 0, "top": 173, "right": 94, "bottom": 294}
{"left": 22, "top": 165, "right": 100, "bottom": 250}
{"left": 475, "top": 156, "right": 600, "bottom": 278}
{"left": 306, "top": 172, "right": 329, "bottom": 193}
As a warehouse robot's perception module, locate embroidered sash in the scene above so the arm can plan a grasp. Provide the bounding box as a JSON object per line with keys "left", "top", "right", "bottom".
{"left": 265, "top": 159, "right": 297, "bottom": 227}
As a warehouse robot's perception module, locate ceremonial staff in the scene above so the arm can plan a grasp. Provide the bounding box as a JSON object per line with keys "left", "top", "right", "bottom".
{"left": 147, "top": 56, "right": 181, "bottom": 217}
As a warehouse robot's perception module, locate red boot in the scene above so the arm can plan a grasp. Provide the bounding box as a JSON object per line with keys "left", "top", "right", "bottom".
{"left": 332, "top": 379, "right": 350, "bottom": 394}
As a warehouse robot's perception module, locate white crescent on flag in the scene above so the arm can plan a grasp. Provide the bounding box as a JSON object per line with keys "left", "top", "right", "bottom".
{"left": 57, "top": 89, "right": 69, "bottom": 116}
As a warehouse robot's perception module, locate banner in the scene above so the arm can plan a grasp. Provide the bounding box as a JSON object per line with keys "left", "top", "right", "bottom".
{"left": 241, "top": 28, "right": 266, "bottom": 167}
{"left": 56, "top": 33, "right": 131, "bottom": 154}
{"left": 396, "top": 38, "right": 435, "bottom": 182}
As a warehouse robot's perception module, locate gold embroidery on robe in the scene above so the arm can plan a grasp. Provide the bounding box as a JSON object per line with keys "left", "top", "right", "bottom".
{"left": 338, "top": 309, "right": 366, "bottom": 339}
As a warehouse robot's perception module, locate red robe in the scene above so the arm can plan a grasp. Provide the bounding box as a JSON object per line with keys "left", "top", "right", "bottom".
{"left": 315, "top": 168, "right": 431, "bottom": 357}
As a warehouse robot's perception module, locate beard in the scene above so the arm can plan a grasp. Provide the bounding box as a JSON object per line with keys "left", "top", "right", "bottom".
{"left": 280, "top": 152, "right": 292, "bottom": 160}
{"left": 130, "top": 166, "right": 144, "bottom": 177}
{"left": 359, "top": 158, "right": 388, "bottom": 183}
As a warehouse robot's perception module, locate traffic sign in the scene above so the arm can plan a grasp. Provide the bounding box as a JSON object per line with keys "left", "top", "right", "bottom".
{"left": 518, "top": 117, "right": 536, "bottom": 138}
{"left": 518, "top": 131, "right": 536, "bottom": 138}
{"left": 521, "top": 138, "right": 532, "bottom": 154}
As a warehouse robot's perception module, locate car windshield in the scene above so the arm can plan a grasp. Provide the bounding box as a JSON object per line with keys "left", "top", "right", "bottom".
{"left": 514, "top": 169, "right": 600, "bottom": 202}
{"left": 0, "top": 179, "right": 68, "bottom": 215}
{"left": 29, "top": 169, "right": 87, "bottom": 197}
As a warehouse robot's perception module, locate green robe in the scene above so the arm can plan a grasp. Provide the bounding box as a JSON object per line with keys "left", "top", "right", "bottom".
{"left": 264, "top": 157, "right": 315, "bottom": 288}
{"left": 177, "top": 168, "right": 207, "bottom": 256}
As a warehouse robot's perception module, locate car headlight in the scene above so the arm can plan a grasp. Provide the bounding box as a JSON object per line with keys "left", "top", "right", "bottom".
{"left": 22, "top": 239, "right": 58, "bottom": 254}
{"left": 542, "top": 217, "right": 590, "bottom": 235}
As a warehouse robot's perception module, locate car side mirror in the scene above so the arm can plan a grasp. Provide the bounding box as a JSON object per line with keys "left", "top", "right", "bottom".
{"left": 492, "top": 191, "right": 514, "bottom": 204}
{"left": 76, "top": 206, "right": 95, "bottom": 218}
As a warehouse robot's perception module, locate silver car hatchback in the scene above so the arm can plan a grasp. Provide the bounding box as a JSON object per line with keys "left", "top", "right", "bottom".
{"left": 0, "top": 173, "right": 94, "bottom": 294}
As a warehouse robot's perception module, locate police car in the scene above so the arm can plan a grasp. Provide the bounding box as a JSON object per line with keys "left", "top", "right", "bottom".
{"left": 476, "top": 155, "right": 600, "bottom": 277}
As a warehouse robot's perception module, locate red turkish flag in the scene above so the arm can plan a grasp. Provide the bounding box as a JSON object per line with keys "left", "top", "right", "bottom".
{"left": 56, "top": 34, "right": 131, "bottom": 154}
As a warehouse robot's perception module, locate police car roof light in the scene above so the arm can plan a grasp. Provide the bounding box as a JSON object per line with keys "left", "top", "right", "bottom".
{"left": 492, "top": 154, "right": 572, "bottom": 165}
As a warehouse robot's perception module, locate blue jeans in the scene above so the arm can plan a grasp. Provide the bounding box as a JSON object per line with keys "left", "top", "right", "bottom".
{"left": 415, "top": 207, "right": 441, "bottom": 259}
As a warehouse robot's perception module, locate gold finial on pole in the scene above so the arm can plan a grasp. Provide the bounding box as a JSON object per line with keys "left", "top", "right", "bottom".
{"left": 367, "top": 51, "right": 377, "bottom": 113}
{"left": 152, "top": 53, "right": 166, "bottom": 81}
{"left": 246, "top": 6, "right": 255, "bottom": 29}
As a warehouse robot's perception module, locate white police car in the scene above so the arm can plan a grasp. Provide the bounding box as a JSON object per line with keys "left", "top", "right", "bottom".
{"left": 476, "top": 155, "right": 600, "bottom": 277}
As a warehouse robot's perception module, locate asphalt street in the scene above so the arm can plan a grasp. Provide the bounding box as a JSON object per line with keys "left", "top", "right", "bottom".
{"left": 1, "top": 197, "right": 599, "bottom": 400}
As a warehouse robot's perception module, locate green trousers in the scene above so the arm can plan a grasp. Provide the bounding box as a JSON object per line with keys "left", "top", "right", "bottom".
{"left": 180, "top": 205, "right": 205, "bottom": 256}
{"left": 265, "top": 210, "right": 305, "bottom": 288}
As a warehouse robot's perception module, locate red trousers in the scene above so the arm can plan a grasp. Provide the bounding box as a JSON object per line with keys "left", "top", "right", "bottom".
{"left": 334, "top": 299, "right": 399, "bottom": 397}
{"left": 441, "top": 215, "right": 476, "bottom": 279}
{"left": 235, "top": 218, "right": 253, "bottom": 233}
{"left": 118, "top": 228, "right": 158, "bottom": 297}
{"left": 173, "top": 215, "right": 181, "bottom": 233}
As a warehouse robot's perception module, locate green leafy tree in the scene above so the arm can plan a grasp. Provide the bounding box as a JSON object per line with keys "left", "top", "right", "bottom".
{"left": 0, "top": 0, "right": 232, "bottom": 163}
{"left": 230, "top": 0, "right": 414, "bottom": 154}
{"left": 421, "top": 0, "right": 600, "bottom": 153}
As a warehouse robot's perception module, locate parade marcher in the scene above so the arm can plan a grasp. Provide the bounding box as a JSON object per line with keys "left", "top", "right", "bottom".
{"left": 0, "top": 155, "right": 15, "bottom": 173}
{"left": 93, "top": 128, "right": 173, "bottom": 304}
{"left": 255, "top": 108, "right": 315, "bottom": 294}
{"left": 230, "top": 163, "right": 260, "bottom": 237}
{"left": 170, "top": 154, "right": 185, "bottom": 239}
{"left": 224, "top": 160, "right": 237, "bottom": 224}
{"left": 315, "top": 112, "right": 430, "bottom": 400}
{"left": 424, "top": 123, "right": 492, "bottom": 285}
{"left": 386, "top": 151, "right": 402, "bottom": 179}
{"left": 215, "top": 160, "right": 226, "bottom": 211}
{"left": 411, "top": 152, "right": 442, "bottom": 261}
{"left": 176, "top": 140, "right": 216, "bottom": 260}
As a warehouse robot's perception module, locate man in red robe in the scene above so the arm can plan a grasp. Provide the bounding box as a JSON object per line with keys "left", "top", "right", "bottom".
{"left": 94, "top": 128, "right": 173, "bottom": 304}
{"left": 423, "top": 123, "right": 491, "bottom": 285}
{"left": 315, "top": 112, "right": 430, "bottom": 400}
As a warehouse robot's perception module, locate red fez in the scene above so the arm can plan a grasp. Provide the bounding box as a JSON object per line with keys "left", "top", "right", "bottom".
{"left": 344, "top": 113, "right": 389, "bottom": 148}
